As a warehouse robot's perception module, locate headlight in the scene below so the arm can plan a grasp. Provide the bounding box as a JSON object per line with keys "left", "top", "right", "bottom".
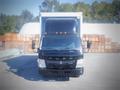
{"left": 76, "top": 59, "right": 84, "bottom": 68}
{"left": 37, "top": 58, "right": 46, "bottom": 68}
{"left": 79, "top": 46, "right": 83, "bottom": 55}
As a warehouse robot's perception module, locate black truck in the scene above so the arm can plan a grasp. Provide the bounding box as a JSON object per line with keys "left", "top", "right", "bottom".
{"left": 37, "top": 12, "right": 84, "bottom": 77}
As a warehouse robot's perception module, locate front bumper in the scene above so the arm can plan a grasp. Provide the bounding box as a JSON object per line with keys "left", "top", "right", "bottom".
{"left": 38, "top": 67, "right": 84, "bottom": 77}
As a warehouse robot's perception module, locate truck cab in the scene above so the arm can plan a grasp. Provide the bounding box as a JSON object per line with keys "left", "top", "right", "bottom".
{"left": 37, "top": 12, "right": 84, "bottom": 77}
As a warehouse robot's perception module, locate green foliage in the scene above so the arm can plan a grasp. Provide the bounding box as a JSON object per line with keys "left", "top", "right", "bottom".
{"left": 0, "top": 10, "right": 34, "bottom": 35}
{"left": 74, "top": 2, "right": 91, "bottom": 19}
{"left": 112, "top": 0, "right": 120, "bottom": 23}
{"left": 59, "top": 3, "right": 74, "bottom": 12}
{"left": 91, "top": 1, "right": 113, "bottom": 20}
{"left": 40, "top": 0, "right": 119, "bottom": 23}
{"left": 21, "top": 10, "right": 33, "bottom": 22}
{"left": 0, "top": 14, "right": 16, "bottom": 35}
{"left": 41, "top": 0, "right": 60, "bottom": 12}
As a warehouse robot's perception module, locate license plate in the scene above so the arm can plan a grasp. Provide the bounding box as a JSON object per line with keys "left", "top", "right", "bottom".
{"left": 59, "top": 61, "right": 63, "bottom": 64}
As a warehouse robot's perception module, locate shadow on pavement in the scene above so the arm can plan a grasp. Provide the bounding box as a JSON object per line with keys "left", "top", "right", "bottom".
{"left": 3, "top": 55, "right": 70, "bottom": 81}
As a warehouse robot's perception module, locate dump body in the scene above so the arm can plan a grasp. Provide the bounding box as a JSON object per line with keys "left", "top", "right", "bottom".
{"left": 37, "top": 12, "right": 84, "bottom": 77}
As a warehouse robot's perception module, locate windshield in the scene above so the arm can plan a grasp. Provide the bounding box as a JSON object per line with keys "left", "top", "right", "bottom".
{"left": 45, "top": 19, "right": 78, "bottom": 33}
{"left": 41, "top": 36, "right": 81, "bottom": 50}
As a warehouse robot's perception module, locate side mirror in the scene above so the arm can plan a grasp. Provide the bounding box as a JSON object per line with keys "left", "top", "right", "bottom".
{"left": 37, "top": 48, "right": 43, "bottom": 58}
{"left": 32, "top": 40, "right": 35, "bottom": 49}
{"left": 37, "top": 48, "right": 40, "bottom": 53}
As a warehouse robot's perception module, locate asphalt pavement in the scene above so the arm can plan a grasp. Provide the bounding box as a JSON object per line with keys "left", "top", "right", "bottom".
{"left": 0, "top": 53, "right": 120, "bottom": 90}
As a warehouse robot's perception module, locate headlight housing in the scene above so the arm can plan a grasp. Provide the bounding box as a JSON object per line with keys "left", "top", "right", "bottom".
{"left": 79, "top": 46, "right": 83, "bottom": 55}
{"left": 76, "top": 59, "right": 84, "bottom": 68}
{"left": 37, "top": 58, "right": 46, "bottom": 68}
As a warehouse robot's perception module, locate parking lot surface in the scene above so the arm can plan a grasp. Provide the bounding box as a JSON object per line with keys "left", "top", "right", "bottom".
{"left": 0, "top": 53, "right": 120, "bottom": 90}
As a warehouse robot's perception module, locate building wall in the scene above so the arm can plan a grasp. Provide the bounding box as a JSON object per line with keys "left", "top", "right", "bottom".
{"left": 82, "top": 23, "right": 120, "bottom": 53}
{"left": 82, "top": 23, "right": 120, "bottom": 42}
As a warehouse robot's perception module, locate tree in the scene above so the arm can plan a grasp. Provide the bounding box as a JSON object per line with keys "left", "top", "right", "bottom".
{"left": 112, "top": 0, "right": 120, "bottom": 23}
{"left": 74, "top": 2, "right": 91, "bottom": 19}
{"left": 0, "top": 14, "right": 16, "bottom": 35}
{"left": 21, "top": 10, "right": 33, "bottom": 22}
{"left": 40, "top": 0, "right": 60, "bottom": 12}
{"left": 59, "top": 3, "right": 73, "bottom": 12}
{"left": 15, "top": 10, "right": 34, "bottom": 32}
{"left": 0, "top": 10, "right": 35, "bottom": 35}
{"left": 90, "top": 1, "right": 114, "bottom": 22}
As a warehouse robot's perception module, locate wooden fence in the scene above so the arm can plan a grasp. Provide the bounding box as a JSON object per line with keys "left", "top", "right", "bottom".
{"left": 0, "top": 33, "right": 39, "bottom": 53}
{"left": 83, "top": 34, "right": 120, "bottom": 53}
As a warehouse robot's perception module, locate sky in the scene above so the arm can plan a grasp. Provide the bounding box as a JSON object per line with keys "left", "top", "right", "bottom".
{"left": 0, "top": 0, "right": 112, "bottom": 16}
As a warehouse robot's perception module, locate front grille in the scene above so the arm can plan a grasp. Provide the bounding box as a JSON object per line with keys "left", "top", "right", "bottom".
{"left": 45, "top": 56, "right": 78, "bottom": 61}
{"left": 46, "top": 60, "right": 77, "bottom": 69}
